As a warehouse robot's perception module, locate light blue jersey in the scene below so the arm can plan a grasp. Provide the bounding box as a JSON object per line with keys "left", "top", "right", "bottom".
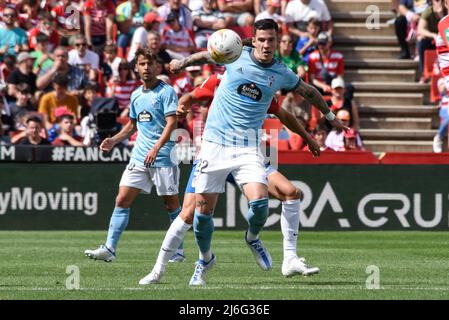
{"left": 129, "top": 81, "right": 178, "bottom": 167}
{"left": 203, "top": 46, "right": 301, "bottom": 147}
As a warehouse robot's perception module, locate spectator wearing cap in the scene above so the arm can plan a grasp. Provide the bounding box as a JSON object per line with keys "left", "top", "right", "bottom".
{"left": 37, "top": 46, "right": 89, "bottom": 95}
{"left": 68, "top": 34, "right": 100, "bottom": 82}
{"left": 161, "top": 12, "right": 196, "bottom": 59}
{"left": 255, "top": 0, "right": 285, "bottom": 24}
{"left": 38, "top": 73, "right": 79, "bottom": 130}
{"left": 325, "top": 109, "right": 363, "bottom": 151}
{"left": 328, "top": 77, "right": 359, "bottom": 130}
{"left": 12, "top": 116, "right": 50, "bottom": 145}
{"left": 308, "top": 32, "right": 344, "bottom": 95}
{"left": 285, "top": 0, "right": 333, "bottom": 39}
{"left": 342, "top": 128, "right": 364, "bottom": 151}
{"left": 31, "top": 33, "right": 54, "bottom": 76}
{"left": 28, "top": 11, "right": 60, "bottom": 52}
{"left": 217, "top": 0, "right": 255, "bottom": 27}
{"left": 115, "top": 0, "right": 153, "bottom": 55}
{"left": 275, "top": 33, "right": 306, "bottom": 79}
{"left": 192, "top": 0, "right": 227, "bottom": 49}
{"left": 295, "top": 17, "right": 321, "bottom": 65}
{"left": 6, "top": 51, "right": 37, "bottom": 101}
{"left": 127, "top": 12, "right": 163, "bottom": 63}
{"left": 158, "top": 0, "right": 194, "bottom": 30}
{"left": 0, "top": 6, "right": 29, "bottom": 57}
{"left": 51, "top": 112, "right": 85, "bottom": 147}
{"left": 83, "top": 0, "right": 116, "bottom": 52}
{"left": 146, "top": 31, "right": 172, "bottom": 75}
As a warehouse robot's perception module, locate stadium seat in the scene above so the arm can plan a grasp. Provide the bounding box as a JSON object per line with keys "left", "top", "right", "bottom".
{"left": 289, "top": 134, "right": 303, "bottom": 151}
{"left": 278, "top": 139, "right": 290, "bottom": 150}
{"left": 263, "top": 118, "right": 283, "bottom": 131}
{"left": 430, "top": 74, "right": 441, "bottom": 103}
{"left": 230, "top": 26, "right": 253, "bottom": 40}
{"left": 423, "top": 49, "right": 437, "bottom": 81}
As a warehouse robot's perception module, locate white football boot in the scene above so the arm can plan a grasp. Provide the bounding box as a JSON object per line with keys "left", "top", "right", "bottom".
{"left": 84, "top": 244, "right": 116, "bottom": 262}
{"left": 139, "top": 269, "right": 165, "bottom": 285}
{"left": 189, "top": 255, "right": 216, "bottom": 286}
{"left": 282, "top": 257, "right": 320, "bottom": 277}
{"left": 245, "top": 233, "right": 272, "bottom": 271}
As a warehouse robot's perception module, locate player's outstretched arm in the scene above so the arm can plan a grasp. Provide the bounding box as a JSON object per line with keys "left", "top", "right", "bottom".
{"left": 274, "top": 107, "right": 320, "bottom": 157}
{"left": 99, "top": 119, "right": 137, "bottom": 152}
{"left": 169, "top": 51, "right": 216, "bottom": 73}
{"left": 295, "top": 81, "right": 349, "bottom": 131}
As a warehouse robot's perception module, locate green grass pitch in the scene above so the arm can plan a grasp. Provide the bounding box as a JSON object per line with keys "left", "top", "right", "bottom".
{"left": 1, "top": 231, "right": 448, "bottom": 300}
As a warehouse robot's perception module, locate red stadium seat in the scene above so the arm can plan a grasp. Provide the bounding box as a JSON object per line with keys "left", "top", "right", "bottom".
{"left": 289, "top": 134, "right": 303, "bottom": 151}
{"left": 423, "top": 49, "right": 437, "bottom": 81}
{"left": 263, "top": 118, "right": 283, "bottom": 131}
{"left": 230, "top": 26, "right": 253, "bottom": 40}
{"left": 278, "top": 139, "right": 290, "bottom": 150}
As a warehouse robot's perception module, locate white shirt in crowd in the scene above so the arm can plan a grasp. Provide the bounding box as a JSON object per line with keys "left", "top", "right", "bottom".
{"left": 127, "top": 26, "right": 149, "bottom": 62}
{"left": 285, "top": 0, "right": 331, "bottom": 23}
{"left": 68, "top": 49, "right": 100, "bottom": 70}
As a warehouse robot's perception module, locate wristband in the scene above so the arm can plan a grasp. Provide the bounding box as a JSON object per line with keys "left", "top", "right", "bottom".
{"left": 325, "top": 111, "right": 335, "bottom": 121}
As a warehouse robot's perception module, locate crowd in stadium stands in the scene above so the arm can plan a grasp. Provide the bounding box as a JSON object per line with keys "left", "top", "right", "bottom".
{"left": 6, "top": 0, "right": 446, "bottom": 153}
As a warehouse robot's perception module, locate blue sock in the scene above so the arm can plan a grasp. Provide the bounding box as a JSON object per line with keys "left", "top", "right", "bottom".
{"left": 168, "top": 207, "right": 183, "bottom": 250}
{"left": 193, "top": 210, "right": 214, "bottom": 255}
{"left": 105, "top": 207, "right": 130, "bottom": 251}
{"left": 247, "top": 198, "right": 269, "bottom": 237}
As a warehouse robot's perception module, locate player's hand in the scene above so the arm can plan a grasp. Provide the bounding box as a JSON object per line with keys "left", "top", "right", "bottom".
{"left": 100, "top": 137, "right": 115, "bottom": 152}
{"left": 176, "top": 104, "right": 188, "bottom": 117}
{"left": 329, "top": 118, "right": 350, "bottom": 132}
{"left": 306, "top": 138, "right": 321, "bottom": 158}
{"left": 169, "top": 59, "right": 184, "bottom": 73}
{"left": 144, "top": 147, "right": 159, "bottom": 167}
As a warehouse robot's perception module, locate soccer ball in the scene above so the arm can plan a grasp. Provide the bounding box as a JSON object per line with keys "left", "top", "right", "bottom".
{"left": 207, "top": 29, "right": 243, "bottom": 64}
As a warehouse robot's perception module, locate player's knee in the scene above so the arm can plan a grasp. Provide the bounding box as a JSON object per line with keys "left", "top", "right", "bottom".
{"left": 115, "top": 194, "right": 132, "bottom": 208}
{"left": 285, "top": 188, "right": 302, "bottom": 201}
{"left": 181, "top": 208, "right": 194, "bottom": 224}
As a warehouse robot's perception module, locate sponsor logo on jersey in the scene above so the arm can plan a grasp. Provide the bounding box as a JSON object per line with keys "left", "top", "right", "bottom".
{"left": 237, "top": 83, "right": 262, "bottom": 101}
{"left": 138, "top": 110, "right": 153, "bottom": 122}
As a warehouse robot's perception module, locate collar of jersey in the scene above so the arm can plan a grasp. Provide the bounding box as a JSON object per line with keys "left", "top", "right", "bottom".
{"left": 250, "top": 48, "right": 275, "bottom": 68}
{"left": 141, "top": 79, "right": 161, "bottom": 93}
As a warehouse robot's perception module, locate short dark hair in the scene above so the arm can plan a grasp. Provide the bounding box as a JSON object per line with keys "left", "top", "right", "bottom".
{"left": 253, "top": 18, "right": 279, "bottom": 34}
{"left": 308, "top": 17, "right": 320, "bottom": 27}
{"left": 135, "top": 48, "right": 157, "bottom": 63}
{"left": 26, "top": 116, "right": 42, "bottom": 125}
{"left": 38, "top": 10, "right": 52, "bottom": 22}
{"left": 52, "top": 72, "right": 69, "bottom": 87}
{"left": 58, "top": 114, "right": 75, "bottom": 122}
{"left": 16, "top": 83, "right": 31, "bottom": 95}
{"left": 36, "top": 32, "right": 49, "bottom": 44}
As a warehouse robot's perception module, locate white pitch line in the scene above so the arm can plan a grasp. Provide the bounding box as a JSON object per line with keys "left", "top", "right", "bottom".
{"left": 1, "top": 286, "right": 449, "bottom": 292}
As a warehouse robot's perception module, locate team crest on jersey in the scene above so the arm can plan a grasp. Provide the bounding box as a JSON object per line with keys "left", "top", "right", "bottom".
{"left": 268, "top": 75, "right": 275, "bottom": 87}
{"left": 237, "top": 82, "right": 262, "bottom": 101}
{"left": 138, "top": 110, "right": 153, "bottom": 122}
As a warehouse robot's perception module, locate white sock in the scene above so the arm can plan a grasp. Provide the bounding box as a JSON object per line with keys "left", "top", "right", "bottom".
{"left": 281, "top": 199, "right": 300, "bottom": 261}
{"left": 199, "top": 250, "right": 212, "bottom": 262}
{"left": 153, "top": 216, "right": 191, "bottom": 273}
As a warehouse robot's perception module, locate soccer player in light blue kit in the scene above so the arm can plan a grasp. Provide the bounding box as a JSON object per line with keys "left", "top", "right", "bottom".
{"left": 84, "top": 48, "right": 184, "bottom": 262}
{"left": 166, "top": 19, "right": 347, "bottom": 286}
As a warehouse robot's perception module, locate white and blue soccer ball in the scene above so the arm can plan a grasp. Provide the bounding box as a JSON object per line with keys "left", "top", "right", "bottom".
{"left": 207, "top": 29, "right": 243, "bottom": 64}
